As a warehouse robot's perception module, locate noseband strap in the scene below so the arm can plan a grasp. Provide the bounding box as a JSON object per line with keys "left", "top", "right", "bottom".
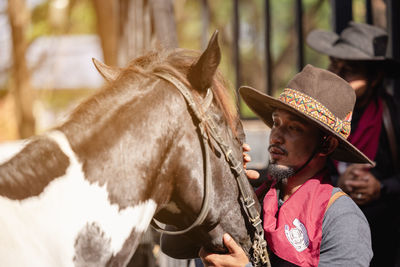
{"left": 152, "top": 73, "right": 271, "bottom": 267}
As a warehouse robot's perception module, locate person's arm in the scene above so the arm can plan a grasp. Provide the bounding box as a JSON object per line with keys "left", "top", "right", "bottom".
{"left": 319, "top": 191, "right": 373, "bottom": 266}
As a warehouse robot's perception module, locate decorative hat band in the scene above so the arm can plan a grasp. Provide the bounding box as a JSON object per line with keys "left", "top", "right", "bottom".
{"left": 279, "top": 88, "right": 352, "bottom": 139}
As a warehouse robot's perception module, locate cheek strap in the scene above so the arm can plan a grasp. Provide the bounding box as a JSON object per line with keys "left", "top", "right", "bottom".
{"left": 293, "top": 135, "right": 328, "bottom": 175}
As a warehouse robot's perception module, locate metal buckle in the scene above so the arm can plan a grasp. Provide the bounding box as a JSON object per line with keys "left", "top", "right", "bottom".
{"left": 250, "top": 216, "right": 262, "bottom": 227}
{"left": 231, "top": 162, "right": 242, "bottom": 174}
{"left": 244, "top": 198, "right": 255, "bottom": 208}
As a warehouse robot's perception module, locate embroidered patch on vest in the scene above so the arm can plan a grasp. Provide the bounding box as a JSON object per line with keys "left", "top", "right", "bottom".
{"left": 284, "top": 218, "right": 309, "bottom": 252}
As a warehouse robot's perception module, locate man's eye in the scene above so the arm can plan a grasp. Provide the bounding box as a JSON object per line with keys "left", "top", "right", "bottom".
{"left": 289, "top": 125, "right": 302, "bottom": 132}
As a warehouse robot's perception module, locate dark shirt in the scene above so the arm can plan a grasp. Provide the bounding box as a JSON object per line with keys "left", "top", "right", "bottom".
{"left": 331, "top": 92, "right": 400, "bottom": 267}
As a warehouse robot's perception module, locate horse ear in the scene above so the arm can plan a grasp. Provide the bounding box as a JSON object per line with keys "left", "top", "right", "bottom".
{"left": 187, "top": 30, "right": 221, "bottom": 91}
{"left": 92, "top": 58, "right": 121, "bottom": 82}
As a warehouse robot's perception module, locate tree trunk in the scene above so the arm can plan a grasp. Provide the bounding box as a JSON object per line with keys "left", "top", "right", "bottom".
{"left": 8, "top": 0, "right": 35, "bottom": 138}
{"left": 93, "top": 0, "right": 119, "bottom": 66}
{"left": 93, "top": 0, "right": 178, "bottom": 67}
{"left": 150, "top": 0, "right": 178, "bottom": 49}
{"left": 118, "top": 0, "right": 153, "bottom": 66}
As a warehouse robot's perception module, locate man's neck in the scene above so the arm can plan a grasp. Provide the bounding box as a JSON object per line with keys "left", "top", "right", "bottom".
{"left": 280, "top": 158, "right": 326, "bottom": 201}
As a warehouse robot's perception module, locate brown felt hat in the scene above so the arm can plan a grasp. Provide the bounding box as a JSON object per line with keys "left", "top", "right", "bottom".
{"left": 240, "top": 64, "right": 374, "bottom": 165}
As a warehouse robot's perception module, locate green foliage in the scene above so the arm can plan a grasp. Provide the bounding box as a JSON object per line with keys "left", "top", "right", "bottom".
{"left": 29, "top": 1, "right": 51, "bottom": 40}
{"left": 29, "top": 0, "right": 96, "bottom": 41}
{"left": 68, "top": 0, "right": 96, "bottom": 34}
{"left": 24, "top": 0, "right": 376, "bottom": 124}
{"left": 175, "top": 0, "right": 352, "bottom": 119}
{"left": 353, "top": 0, "right": 368, "bottom": 23}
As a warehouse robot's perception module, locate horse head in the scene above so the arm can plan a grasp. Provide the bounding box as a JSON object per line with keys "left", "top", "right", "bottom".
{"left": 93, "top": 31, "right": 262, "bottom": 261}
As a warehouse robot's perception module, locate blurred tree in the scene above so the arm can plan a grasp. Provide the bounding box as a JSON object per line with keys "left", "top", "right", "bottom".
{"left": 271, "top": 0, "right": 325, "bottom": 95}
{"left": 200, "top": 0, "right": 210, "bottom": 50}
{"left": 93, "top": 0, "right": 118, "bottom": 65}
{"left": 8, "top": 0, "right": 36, "bottom": 138}
{"left": 151, "top": 0, "right": 178, "bottom": 49}
{"left": 92, "top": 0, "right": 178, "bottom": 67}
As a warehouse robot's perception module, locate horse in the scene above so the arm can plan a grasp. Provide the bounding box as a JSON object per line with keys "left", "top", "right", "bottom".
{"left": 0, "top": 32, "right": 268, "bottom": 267}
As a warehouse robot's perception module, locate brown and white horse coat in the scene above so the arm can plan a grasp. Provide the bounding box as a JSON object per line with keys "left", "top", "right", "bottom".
{"left": 0, "top": 131, "right": 157, "bottom": 266}
{"left": 0, "top": 32, "right": 259, "bottom": 266}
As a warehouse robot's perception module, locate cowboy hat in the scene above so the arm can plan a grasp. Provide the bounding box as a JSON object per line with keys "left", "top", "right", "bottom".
{"left": 240, "top": 64, "right": 374, "bottom": 165}
{"left": 307, "top": 21, "right": 389, "bottom": 61}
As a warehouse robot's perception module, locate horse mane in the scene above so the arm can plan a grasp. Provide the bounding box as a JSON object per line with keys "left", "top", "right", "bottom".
{"left": 122, "top": 49, "right": 241, "bottom": 138}
{"left": 59, "top": 48, "right": 242, "bottom": 149}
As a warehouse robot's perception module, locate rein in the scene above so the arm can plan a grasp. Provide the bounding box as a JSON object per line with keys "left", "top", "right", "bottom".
{"left": 151, "top": 73, "right": 271, "bottom": 267}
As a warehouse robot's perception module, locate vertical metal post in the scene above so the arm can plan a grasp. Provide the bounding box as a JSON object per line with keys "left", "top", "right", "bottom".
{"left": 330, "top": 0, "right": 353, "bottom": 33}
{"left": 265, "top": 0, "right": 272, "bottom": 96}
{"left": 233, "top": 0, "right": 241, "bottom": 111}
{"left": 295, "top": 0, "right": 304, "bottom": 72}
{"left": 386, "top": 0, "right": 400, "bottom": 100}
{"left": 365, "top": 0, "right": 373, "bottom": 24}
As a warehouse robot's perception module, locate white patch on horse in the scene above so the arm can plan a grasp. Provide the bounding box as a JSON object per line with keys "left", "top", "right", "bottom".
{"left": 0, "top": 131, "right": 157, "bottom": 267}
{"left": 0, "top": 139, "right": 27, "bottom": 163}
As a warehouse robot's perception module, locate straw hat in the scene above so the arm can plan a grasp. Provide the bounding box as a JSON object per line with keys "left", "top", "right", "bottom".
{"left": 240, "top": 64, "right": 373, "bottom": 165}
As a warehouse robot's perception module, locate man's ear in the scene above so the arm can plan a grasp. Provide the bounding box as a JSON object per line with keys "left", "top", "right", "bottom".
{"left": 319, "top": 135, "right": 339, "bottom": 156}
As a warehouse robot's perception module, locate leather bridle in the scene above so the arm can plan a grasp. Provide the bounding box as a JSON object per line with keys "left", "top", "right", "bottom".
{"left": 151, "top": 73, "right": 271, "bottom": 267}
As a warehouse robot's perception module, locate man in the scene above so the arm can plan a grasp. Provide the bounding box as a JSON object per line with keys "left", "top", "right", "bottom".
{"left": 307, "top": 22, "right": 400, "bottom": 266}
{"left": 200, "top": 65, "right": 373, "bottom": 266}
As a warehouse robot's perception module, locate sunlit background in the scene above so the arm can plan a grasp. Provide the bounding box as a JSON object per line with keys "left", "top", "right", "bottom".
{"left": 0, "top": 0, "right": 386, "bottom": 141}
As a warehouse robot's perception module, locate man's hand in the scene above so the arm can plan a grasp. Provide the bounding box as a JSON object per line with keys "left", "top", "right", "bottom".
{"left": 199, "top": 234, "right": 250, "bottom": 267}
{"left": 346, "top": 170, "right": 381, "bottom": 205}
{"left": 337, "top": 163, "right": 381, "bottom": 205}
{"left": 243, "top": 144, "right": 260, "bottom": 180}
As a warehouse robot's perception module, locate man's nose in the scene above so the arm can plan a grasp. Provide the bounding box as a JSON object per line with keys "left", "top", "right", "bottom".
{"left": 270, "top": 128, "right": 284, "bottom": 144}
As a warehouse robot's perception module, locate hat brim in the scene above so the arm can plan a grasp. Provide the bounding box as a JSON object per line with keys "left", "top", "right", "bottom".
{"left": 239, "top": 86, "right": 374, "bottom": 165}
{"left": 306, "top": 30, "right": 386, "bottom": 61}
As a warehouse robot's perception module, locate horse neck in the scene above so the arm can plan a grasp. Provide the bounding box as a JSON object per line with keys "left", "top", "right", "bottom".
{"left": 57, "top": 77, "right": 190, "bottom": 209}
{"left": 60, "top": 75, "right": 158, "bottom": 148}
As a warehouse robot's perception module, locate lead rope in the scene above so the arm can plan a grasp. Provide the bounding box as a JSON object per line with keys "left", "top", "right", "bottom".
{"left": 153, "top": 73, "right": 271, "bottom": 267}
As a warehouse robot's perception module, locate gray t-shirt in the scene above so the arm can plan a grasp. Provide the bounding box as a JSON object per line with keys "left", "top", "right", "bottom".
{"left": 247, "top": 188, "right": 373, "bottom": 267}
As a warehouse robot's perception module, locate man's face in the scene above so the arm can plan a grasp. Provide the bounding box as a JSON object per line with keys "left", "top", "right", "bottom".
{"left": 328, "top": 58, "right": 368, "bottom": 98}
{"left": 267, "top": 109, "right": 321, "bottom": 180}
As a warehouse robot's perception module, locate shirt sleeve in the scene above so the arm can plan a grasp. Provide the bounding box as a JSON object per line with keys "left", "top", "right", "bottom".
{"left": 318, "top": 190, "right": 373, "bottom": 267}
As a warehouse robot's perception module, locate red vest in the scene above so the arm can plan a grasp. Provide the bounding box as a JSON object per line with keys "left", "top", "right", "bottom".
{"left": 258, "top": 172, "right": 333, "bottom": 266}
